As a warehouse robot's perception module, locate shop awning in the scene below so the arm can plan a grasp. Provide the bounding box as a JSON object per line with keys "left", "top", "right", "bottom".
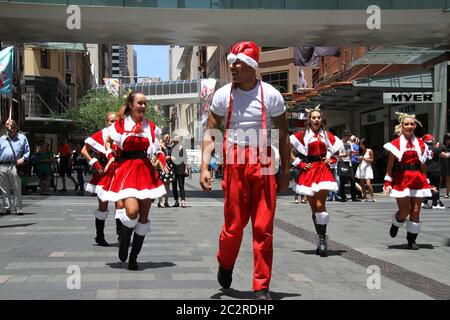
{"left": 352, "top": 47, "right": 447, "bottom": 65}
{"left": 24, "top": 43, "right": 86, "bottom": 51}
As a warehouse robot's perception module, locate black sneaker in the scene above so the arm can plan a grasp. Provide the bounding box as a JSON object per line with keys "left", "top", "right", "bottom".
{"left": 254, "top": 289, "right": 272, "bottom": 300}
{"left": 217, "top": 265, "right": 233, "bottom": 289}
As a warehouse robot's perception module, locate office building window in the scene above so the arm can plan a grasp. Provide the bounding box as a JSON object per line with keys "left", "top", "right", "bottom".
{"left": 41, "top": 49, "right": 50, "bottom": 69}
{"left": 262, "top": 71, "right": 289, "bottom": 93}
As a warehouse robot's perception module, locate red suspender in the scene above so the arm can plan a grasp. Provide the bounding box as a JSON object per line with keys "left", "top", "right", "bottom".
{"left": 223, "top": 81, "right": 266, "bottom": 165}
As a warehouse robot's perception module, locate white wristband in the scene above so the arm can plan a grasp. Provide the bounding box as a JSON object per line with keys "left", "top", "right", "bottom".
{"left": 89, "top": 158, "right": 98, "bottom": 167}
{"left": 105, "top": 149, "right": 114, "bottom": 157}
{"left": 384, "top": 175, "right": 393, "bottom": 182}
{"left": 292, "top": 157, "right": 301, "bottom": 167}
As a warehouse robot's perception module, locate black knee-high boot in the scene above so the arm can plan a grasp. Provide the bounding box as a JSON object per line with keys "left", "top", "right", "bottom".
{"left": 128, "top": 233, "right": 145, "bottom": 270}
{"left": 406, "top": 232, "right": 419, "bottom": 250}
{"left": 312, "top": 214, "right": 320, "bottom": 255}
{"left": 95, "top": 219, "right": 109, "bottom": 247}
{"left": 316, "top": 224, "right": 328, "bottom": 257}
{"left": 115, "top": 219, "right": 122, "bottom": 242}
{"left": 119, "top": 226, "right": 134, "bottom": 262}
{"left": 390, "top": 212, "right": 404, "bottom": 238}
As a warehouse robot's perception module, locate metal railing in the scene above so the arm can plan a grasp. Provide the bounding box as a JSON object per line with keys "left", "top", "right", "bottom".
{"left": 4, "top": 0, "right": 450, "bottom": 10}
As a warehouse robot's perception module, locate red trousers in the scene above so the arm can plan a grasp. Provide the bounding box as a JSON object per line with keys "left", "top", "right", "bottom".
{"left": 217, "top": 146, "right": 277, "bottom": 290}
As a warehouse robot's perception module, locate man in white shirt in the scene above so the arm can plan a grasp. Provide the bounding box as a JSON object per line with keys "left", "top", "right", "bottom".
{"left": 200, "top": 41, "right": 290, "bottom": 300}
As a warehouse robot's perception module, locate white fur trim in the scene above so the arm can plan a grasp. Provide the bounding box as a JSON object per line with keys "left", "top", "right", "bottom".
{"left": 119, "top": 213, "right": 139, "bottom": 229}
{"left": 406, "top": 221, "right": 420, "bottom": 234}
{"left": 89, "top": 158, "right": 98, "bottom": 167}
{"left": 389, "top": 188, "right": 432, "bottom": 198}
{"left": 315, "top": 211, "right": 329, "bottom": 225}
{"left": 295, "top": 181, "right": 338, "bottom": 196}
{"left": 134, "top": 221, "right": 151, "bottom": 236}
{"left": 329, "top": 137, "right": 343, "bottom": 156}
{"left": 384, "top": 175, "right": 393, "bottom": 182}
{"left": 105, "top": 149, "right": 114, "bottom": 158}
{"left": 392, "top": 213, "right": 406, "bottom": 227}
{"left": 292, "top": 157, "right": 301, "bottom": 167}
{"left": 383, "top": 142, "right": 402, "bottom": 161}
{"left": 290, "top": 134, "right": 307, "bottom": 156}
{"left": 95, "top": 209, "right": 109, "bottom": 221}
{"left": 115, "top": 208, "right": 125, "bottom": 219}
{"left": 101, "top": 184, "right": 167, "bottom": 202}
{"left": 227, "top": 52, "right": 258, "bottom": 69}
{"left": 85, "top": 137, "right": 106, "bottom": 155}
{"left": 85, "top": 183, "right": 97, "bottom": 193}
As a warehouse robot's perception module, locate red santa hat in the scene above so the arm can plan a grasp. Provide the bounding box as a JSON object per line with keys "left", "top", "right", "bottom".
{"left": 422, "top": 133, "right": 434, "bottom": 143}
{"left": 227, "top": 41, "right": 259, "bottom": 70}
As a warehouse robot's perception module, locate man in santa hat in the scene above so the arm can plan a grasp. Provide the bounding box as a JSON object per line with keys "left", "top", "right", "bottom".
{"left": 200, "top": 41, "right": 291, "bottom": 300}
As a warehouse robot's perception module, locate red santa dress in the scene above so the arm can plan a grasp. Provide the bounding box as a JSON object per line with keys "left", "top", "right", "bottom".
{"left": 101, "top": 116, "right": 166, "bottom": 202}
{"left": 84, "top": 128, "right": 109, "bottom": 195}
{"left": 290, "top": 129, "right": 342, "bottom": 196}
{"left": 383, "top": 134, "right": 431, "bottom": 198}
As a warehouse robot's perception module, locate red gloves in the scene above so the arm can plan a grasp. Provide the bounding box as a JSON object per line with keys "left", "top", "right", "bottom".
{"left": 384, "top": 175, "right": 392, "bottom": 190}
{"left": 89, "top": 158, "right": 104, "bottom": 172}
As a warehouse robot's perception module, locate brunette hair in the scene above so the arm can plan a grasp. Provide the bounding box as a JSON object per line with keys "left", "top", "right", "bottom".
{"left": 306, "top": 109, "right": 327, "bottom": 131}
{"left": 117, "top": 91, "right": 143, "bottom": 120}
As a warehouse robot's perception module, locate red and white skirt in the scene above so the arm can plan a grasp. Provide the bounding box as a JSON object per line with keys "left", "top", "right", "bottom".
{"left": 390, "top": 170, "right": 431, "bottom": 198}
{"left": 101, "top": 158, "right": 166, "bottom": 202}
{"left": 85, "top": 172, "right": 102, "bottom": 194}
{"left": 295, "top": 162, "right": 338, "bottom": 196}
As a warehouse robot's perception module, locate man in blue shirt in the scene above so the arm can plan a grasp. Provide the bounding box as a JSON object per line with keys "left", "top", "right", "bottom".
{"left": 0, "top": 119, "right": 30, "bottom": 215}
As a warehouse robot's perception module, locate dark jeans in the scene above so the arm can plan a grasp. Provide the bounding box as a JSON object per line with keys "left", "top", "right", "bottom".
{"left": 172, "top": 174, "right": 185, "bottom": 201}
{"left": 75, "top": 170, "right": 84, "bottom": 191}
{"left": 339, "top": 173, "right": 357, "bottom": 201}
{"left": 424, "top": 173, "right": 440, "bottom": 206}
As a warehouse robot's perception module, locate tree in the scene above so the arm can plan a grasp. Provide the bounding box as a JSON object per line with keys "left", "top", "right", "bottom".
{"left": 59, "top": 89, "right": 168, "bottom": 136}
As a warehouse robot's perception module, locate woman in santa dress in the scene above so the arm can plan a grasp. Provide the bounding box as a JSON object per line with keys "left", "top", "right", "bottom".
{"left": 81, "top": 112, "right": 124, "bottom": 247}
{"left": 383, "top": 112, "right": 433, "bottom": 250}
{"left": 289, "top": 106, "right": 342, "bottom": 257}
{"left": 103, "top": 91, "right": 168, "bottom": 270}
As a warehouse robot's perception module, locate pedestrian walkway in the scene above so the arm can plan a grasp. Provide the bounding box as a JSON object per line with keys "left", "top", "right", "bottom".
{"left": 0, "top": 174, "right": 449, "bottom": 299}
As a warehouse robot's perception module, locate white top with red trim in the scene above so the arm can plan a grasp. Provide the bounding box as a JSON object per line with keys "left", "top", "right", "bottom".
{"left": 383, "top": 134, "right": 428, "bottom": 164}
{"left": 210, "top": 82, "right": 285, "bottom": 146}
{"left": 108, "top": 116, "right": 161, "bottom": 156}
{"left": 84, "top": 127, "right": 109, "bottom": 155}
{"left": 290, "top": 128, "right": 342, "bottom": 158}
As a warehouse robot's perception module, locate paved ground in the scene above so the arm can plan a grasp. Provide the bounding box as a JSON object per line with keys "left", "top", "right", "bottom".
{"left": 0, "top": 173, "right": 449, "bottom": 300}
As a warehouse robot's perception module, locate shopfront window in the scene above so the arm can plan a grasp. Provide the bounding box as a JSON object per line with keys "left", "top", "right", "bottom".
{"left": 262, "top": 71, "right": 289, "bottom": 93}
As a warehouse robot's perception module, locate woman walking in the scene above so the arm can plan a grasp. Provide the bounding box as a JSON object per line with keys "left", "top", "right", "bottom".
{"left": 290, "top": 106, "right": 342, "bottom": 257}
{"left": 157, "top": 134, "right": 174, "bottom": 208}
{"left": 355, "top": 139, "right": 375, "bottom": 202}
{"left": 103, "top": 92, "right": 168, "bottom": 270}
{"left": 384, "top": 112, "right": 432, "bottom": 250}
{"left": 81, "top": 112, "right": 124, "bottom": 247}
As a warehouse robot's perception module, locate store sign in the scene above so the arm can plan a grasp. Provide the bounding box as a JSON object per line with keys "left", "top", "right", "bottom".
{"left": 390, "top": 104, "right": 429, "bottom": 119}
{"left": 361, "top": 109, "right": 384, "bottom": 126}
{"left": 383, "top": 92, "right": 441, "bottom": 104}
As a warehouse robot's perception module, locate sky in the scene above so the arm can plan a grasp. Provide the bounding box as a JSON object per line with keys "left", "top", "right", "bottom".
{"left": 134, "top": 45, "right": 169, "bottom": 81}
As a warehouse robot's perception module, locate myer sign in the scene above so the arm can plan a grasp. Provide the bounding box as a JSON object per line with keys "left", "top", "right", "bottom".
{"left": 383, "top": 92, "right": 441, "bottom": 104}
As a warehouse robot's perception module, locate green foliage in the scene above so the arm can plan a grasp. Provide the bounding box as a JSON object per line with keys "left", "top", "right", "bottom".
{"left": 59, "top": 90, "right": 168, "bottom": 135}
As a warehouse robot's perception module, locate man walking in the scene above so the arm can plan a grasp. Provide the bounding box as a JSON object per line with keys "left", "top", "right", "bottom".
{"left": 0, "top": 119, "right": 30, "bottom": 215}
{"left": 200, "top": 41, "right": 290, "bottom": 300}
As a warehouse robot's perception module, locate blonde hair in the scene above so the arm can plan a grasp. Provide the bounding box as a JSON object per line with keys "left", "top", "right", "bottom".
{"left": 305, "top": 105, "right": 327, "bottom": 131}
{"left": 394, "top": 112, "right": 422, "bottom": 136}
{"left": 105, "top": 111, "right": 117, "bottom": 124}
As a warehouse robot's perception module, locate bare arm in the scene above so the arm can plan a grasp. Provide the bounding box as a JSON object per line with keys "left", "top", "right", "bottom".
{"left": 200, "top": 112, "right": 223, "bottom": 192}
{"left": 272, "top": 112, "right": 291, "bottom": 192}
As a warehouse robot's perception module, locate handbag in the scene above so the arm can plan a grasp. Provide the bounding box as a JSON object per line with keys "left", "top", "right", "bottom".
{"left": 6, "top": 137, "right": 26, "bottom": 177}
{"left": 337, "top": 160, "right": 353, "bottom": 178}
{"left": 183, "top": 164, "right": 191, "bottom": 177}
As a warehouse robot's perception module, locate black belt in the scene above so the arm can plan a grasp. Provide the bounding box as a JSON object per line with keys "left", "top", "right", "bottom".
{"left": 397, "top": 163, "right": 421, "bottom": 171}
{"left": 306, "top": 155, "right": 325, "bottom": 163}
{"left": 120, "top": 151, "right": 147, "bottom": 159}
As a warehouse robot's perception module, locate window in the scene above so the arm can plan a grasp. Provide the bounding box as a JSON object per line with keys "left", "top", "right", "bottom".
{"left": 262, "top": 71, "right": 289, "bottom": 93}
{"left": 261, "top": 47, "right": 287, "bottom": 52}
{"left": 40, "top": 50, "right": 50, "bottom": 69}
